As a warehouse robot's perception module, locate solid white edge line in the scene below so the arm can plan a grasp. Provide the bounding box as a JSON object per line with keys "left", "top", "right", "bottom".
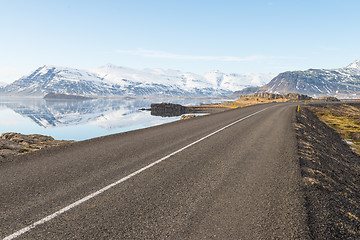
{"left": 3, "top": 105, "right": 273, "bottom": 240}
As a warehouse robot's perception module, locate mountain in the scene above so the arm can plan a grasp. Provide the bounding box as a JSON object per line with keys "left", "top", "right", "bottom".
{"left": 0, "top": 65, "right": 274, "bottom": 97}
{"left": 233, "top": 60, "right": 360, "bottom": 98}
{"left": 0, "top": 65, "right": 115, "bottom": 96}
{"left": 0, "top": 82, "right": 7, "bottom": 87}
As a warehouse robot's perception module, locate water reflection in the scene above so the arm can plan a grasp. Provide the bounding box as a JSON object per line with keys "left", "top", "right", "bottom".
{"left": 0, "top": 97, "right": 229, "bottom": 140}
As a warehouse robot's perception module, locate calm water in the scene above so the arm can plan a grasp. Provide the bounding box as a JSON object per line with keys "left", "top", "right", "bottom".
{"left": 0, "top": 97, "right": 230, "bottom": 141}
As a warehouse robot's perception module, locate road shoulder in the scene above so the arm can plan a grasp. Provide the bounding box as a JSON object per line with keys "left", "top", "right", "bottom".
{"left": 296, "top": 107, "right": 360, "bottom": 239}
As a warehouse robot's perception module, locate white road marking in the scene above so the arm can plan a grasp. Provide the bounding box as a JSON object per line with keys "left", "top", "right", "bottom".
{"left": 3, "top": 106, "right": 273, "bottom": 240}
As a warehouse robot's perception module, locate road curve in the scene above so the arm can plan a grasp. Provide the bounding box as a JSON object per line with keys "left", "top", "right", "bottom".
{"left": 1, "top": 102, "right": 310, "bottom": 239}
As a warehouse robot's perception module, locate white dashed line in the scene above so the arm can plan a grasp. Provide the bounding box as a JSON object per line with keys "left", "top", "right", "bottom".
{"left": 3, "top": 106, "right": 272, "bottom": 240}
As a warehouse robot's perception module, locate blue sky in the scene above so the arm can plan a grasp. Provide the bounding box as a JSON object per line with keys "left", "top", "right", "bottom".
{"left": 0, "top": 0, "right": 359, "bottom": 83}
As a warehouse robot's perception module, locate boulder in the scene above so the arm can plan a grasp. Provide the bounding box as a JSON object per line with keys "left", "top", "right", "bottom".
{"left": 180, "top": 114, "right": 197, "bottom": 120}
{"left": 151, "top": 103, "right": 188, "bottom": 117}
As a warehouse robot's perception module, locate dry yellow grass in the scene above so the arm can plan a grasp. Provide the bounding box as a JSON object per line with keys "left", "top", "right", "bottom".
{"left": 310, "top": 104, "right": 360, "bottom": 155}
{"left": 195, "top": 96, "right": 289, "bottom": 110}
{"left": 234, "top": 95, "right": 288, "bottom": 107}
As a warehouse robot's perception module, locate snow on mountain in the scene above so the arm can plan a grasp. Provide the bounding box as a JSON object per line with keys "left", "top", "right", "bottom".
{"left": 0, "top": 65, "right": 115, "bottom": 96}
{"left": 343, "top": 59, "right": 360, "bottom": 76}
{"left": 346, "top": 59, "right": 360, "bottom": 69}
{"left": 203, "top": 71, "right": 274, "bottom": 91}
{"left": 234, "top": 60, "right": 360, "bottom": 98}
{"left": 93, "top": 64, "right": 220, "bottom": 93}
{"left": 0, "top": 64, "right": 275, "bottom": 97}
{"left": 93, "top": 64, "right": 275, "bottom": 94}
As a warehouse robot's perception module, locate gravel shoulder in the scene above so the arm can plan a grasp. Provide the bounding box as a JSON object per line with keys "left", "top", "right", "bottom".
{"left": 296, "top": 106, "right": 360, "bottom": 239}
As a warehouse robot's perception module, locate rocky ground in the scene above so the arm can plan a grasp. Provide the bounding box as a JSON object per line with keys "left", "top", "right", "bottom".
{"left": 296, "top": 107, "right": 360, "bottom": 239}
{"left": 0, "top": 132, "right": 72, "bottom": 162}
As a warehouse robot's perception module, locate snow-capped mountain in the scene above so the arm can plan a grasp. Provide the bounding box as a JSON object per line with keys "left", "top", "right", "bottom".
{"left": 0, "top": 82, "right": 7, "bottom": 87}
{"left": 233, "top": 60, "right": 360, "bottom": 98}
{"left": 203, "top": 70, "right": 272, "bottom": 90}
{"left": 0, "top": 65, "right": 116, "bottom": 96}
{"left": 346, "top": 59, "right": 360, "bottom": 69}
{"left": 0, "top": 64, "right": 275, "bottom": 97}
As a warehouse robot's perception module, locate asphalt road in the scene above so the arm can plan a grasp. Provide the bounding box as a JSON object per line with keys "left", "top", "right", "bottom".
{"left": 1, "top": 102, "right": 310, "bottom": 239}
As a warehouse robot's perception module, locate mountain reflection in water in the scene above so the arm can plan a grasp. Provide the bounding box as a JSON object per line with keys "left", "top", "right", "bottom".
{"left": 0, "top": 97, "right": 228, "bottom": 141}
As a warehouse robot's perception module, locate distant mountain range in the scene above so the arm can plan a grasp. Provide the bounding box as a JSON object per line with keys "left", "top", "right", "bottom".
{"left": 232, "top": 60, "right": 360, "bottom": 98}
{"left": 0, "top": 65, "right": 274, "bottom": 97}
{"left": 2, "top": 60, "right": 360, "bottom": 98}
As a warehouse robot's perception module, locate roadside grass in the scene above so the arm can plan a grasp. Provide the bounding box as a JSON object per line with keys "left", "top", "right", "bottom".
{"left": 195, "top": 96, "right": 289, "bottom": 109}
{"left": 309, "top": 104, "right": 360, "bottom": 155}
{"left": 233, "top": 96, "right": 288, "bottom": 107}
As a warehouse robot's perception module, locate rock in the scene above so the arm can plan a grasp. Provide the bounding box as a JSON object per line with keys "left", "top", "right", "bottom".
{"left": 139, "top": 108, "right": 151, "bottom": 111}
{"left": 316, "top": 96, "right": 340, "bottom": 102}
{"left": 0, "top": 149, "right": 17, "bottom": 157}
{"left": 0, "top": 132, "right": 72, "bottom": 158}
{"left": 284, "top": 93, "right": 312, "bottom": 100}
{"left": 232, "top": 90, "right": 313, "bottom": 100}
{"left": 1, "top": 132, "right": 54, "bottom": 145}
{"left": 0, "top": 138, "right": 23, "bottom": 150}
{"left": 180, "top": 114, "right": 197, "bottom": 120}
{"left": 351, "top": 132, "right": 360, "bottom": 141}
{"left": 237, "top": 92, "right": 312, "bottom": 101}
{"left": 151, "top": 103, "right": 189, "bottom": 117}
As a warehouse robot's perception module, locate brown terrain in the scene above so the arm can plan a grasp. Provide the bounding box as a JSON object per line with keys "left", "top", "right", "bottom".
{"left": 297, "top": 105, "right": 360, "bottom": 239}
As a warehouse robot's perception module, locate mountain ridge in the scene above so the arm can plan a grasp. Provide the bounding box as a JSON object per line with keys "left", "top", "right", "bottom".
{"left": 232, "top": 60, "right": 360, "bottom": 98}
{"left": 0, "top": 65, "right": 275, "bottom": 97}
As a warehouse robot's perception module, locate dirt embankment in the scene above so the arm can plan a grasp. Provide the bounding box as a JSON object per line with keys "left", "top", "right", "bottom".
{"left": 296, "top": 107, "right": 360, "bottom": 239}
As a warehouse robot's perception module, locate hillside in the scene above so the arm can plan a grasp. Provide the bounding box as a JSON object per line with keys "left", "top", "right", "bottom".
{"left": 232, "top": 60, "right": 360, "bottom": 98}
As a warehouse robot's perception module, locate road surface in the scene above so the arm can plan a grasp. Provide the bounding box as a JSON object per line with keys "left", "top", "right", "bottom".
{"left": 1, "top": 102, "right": 310, "bottom": 239}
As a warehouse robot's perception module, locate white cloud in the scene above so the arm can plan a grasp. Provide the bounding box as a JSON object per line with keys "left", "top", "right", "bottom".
{"left": 116, "top": 48, "right": 282, "bottom": 62}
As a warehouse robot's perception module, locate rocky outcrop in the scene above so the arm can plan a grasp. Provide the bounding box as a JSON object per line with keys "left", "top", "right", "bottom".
{"left": 231, "top": 91, "right": 313, "bottom": 100}
{"left": 151, "top": 102, "right": 228, "bottom": 117}
{"left": 316, "top": 96, "right": 340, "bottom": 102}
{"left": 151, "top": 103, "right": 190, "bottom": 117}
{"left": 0, "top": 132, "right": 72, "bottom": 160}
{"left": 249, "top": 92, "right": 312, "bottom": 100}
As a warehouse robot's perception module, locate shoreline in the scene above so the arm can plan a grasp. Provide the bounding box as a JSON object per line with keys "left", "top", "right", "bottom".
{"left": 2, "top": 93, "right": 357, "bottom": 159}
